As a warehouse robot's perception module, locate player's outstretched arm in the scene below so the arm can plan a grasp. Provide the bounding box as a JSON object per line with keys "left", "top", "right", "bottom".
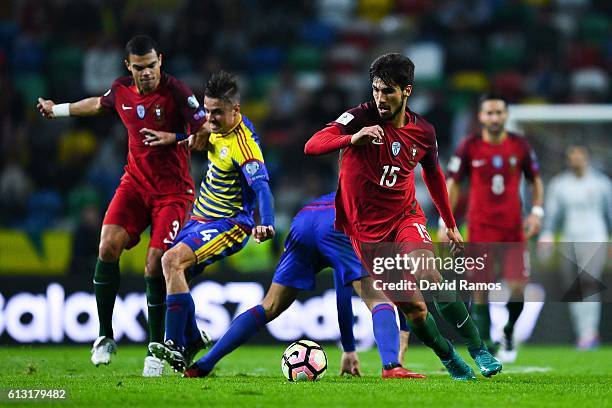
{"left": 524, "top": 175, "right": 545, "bottom": 239}
{"left": 340, "top": 351, "right": 362, "bottom": 376}
{"left": 143, "top": 122, "right": 212, "bottom": 148}
{"left": 304, "top": 125, "right": 383, "bottom": 155}
{"left": 37, "top": 97, "right": 104, "bottom": 119}
{"left": 422, "top": 164, "right": 464, "bottom": 253}
{"left": 437, "top": 178, "right": 461, "bottom": 242}
{"left": 250, "top": 179, "right": 275, "bottom": 244}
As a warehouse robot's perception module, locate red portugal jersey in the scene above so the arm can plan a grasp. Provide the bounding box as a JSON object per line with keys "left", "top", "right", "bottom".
{"left": 330, "top": 102, "right": 440, "bottom": 242}
{"left": 447, "top": 132, "right": 540, "bottom": 228}
{"left": 100, "top": 73, "right": 206, "bottom": 197}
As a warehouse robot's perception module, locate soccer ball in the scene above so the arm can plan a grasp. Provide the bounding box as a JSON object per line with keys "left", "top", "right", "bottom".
{"left": 281, "top": 340, "right": 327, "bottom": 381}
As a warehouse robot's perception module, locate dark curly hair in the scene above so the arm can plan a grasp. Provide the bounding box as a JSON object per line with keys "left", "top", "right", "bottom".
{"left": 369, "top": 53, "right": 415, "bottom": 88}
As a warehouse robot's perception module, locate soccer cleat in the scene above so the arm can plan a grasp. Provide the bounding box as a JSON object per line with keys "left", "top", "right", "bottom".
{"left": 148, "top": 340, "right": 187, "bottom": 372}
{"left": 497, "top": 330, "right": 518, "bottom": 363}
{"left": 91, "top": 336, "right": 117, "bottom": 366}
{"left": 470, "top": 345, "right": 503, "bottom": 377}
{"left": 142, "top": 355, "right": 164, "bottom": 377}
{"left": 183, "top": 364, "right": 211, "bottom": 378}
{"left": 440, "top": 345, "right": 476, "bottom": 381}
{"left": 184, "top": 329, "right": 212, "bottom": 367}
{"left": 577, "top": 335, "right": 600, "bottom": 351}
{"left": 382, "top": 364, "right": 427, "bottom": 379}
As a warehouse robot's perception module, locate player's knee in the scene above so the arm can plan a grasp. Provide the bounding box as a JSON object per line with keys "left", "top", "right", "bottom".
{"left": 98, "top": 239, "right": 122, "bottom": 262}
{"left": 398, "top": 302, "right": 428, "bottom": 325}
{"left": 161, "top": 250, "right": 182, "bottom": 278}
{"left": 416, "top": 268, "right": 442, "bottom": 284}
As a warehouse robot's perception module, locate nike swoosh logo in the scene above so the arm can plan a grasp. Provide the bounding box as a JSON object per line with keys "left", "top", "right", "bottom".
{"left": 93, "top": 280, "right": 110, "bottom": 285}
{"left": 456, "top": 315, "right": 470, "bottom": 328}
{"left": 122, "top": 104, "right": 132, "bottom": 110}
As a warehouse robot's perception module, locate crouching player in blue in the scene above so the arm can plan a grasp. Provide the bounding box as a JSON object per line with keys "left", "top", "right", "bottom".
{"left": 145, "top": 71, "right": 275, "bottom": 371}
{"left": 183, "top": 192, "right": 425, "bottom": 379}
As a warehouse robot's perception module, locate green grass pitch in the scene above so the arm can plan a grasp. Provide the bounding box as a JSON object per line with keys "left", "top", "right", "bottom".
{"left": 1, "top": 344, "right": 610, "bottom": 407}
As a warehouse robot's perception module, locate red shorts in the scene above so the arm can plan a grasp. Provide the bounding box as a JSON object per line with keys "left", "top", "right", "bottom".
{"left": 467, "top": 223, "right": 529, "bottom": 283}
{"left": 103, "top": 179, "right": 192, "bottom": 250}
{"left": 350, "top": 216, "right": 434, "bottom": 303}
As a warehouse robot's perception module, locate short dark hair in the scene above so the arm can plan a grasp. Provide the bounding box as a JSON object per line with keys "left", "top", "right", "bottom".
{"left": 369, "top": 53, "right": 415, "bottom": 88}
{"left": 479, "top": 93, "right": 508, "bottom": 110}
{"left": 125, "top": 35, "right": 159, "bottom": 58}
{"left": 204, "top": 71, "right": 240, "bottom": 104}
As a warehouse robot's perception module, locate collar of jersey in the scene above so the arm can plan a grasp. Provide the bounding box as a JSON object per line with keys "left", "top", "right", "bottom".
{"left": 214, "top": 114, "right": 243, "bottom": 137}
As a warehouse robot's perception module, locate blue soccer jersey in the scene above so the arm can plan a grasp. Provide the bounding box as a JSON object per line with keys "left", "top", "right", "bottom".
{"left": 273, "top": 193, "right": 368, "bottom": 291}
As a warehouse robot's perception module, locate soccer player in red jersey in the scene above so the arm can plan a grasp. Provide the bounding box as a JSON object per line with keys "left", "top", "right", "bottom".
{"left": 305, "top": 53, "right": 502, "bottom": 380}
{"left": 441, "top": 94, "right": 544, "bottom": 362}
{"left": 37, "top": 35, "right": 209, "bottom": 376}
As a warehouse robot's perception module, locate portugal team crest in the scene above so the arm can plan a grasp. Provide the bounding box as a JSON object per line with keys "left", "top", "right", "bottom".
{"left": 136, "top": 104, "right": 145, "bottom": 119}
{"left": 392, "top": 141, "right": 401, "bottom": 156}
{"left": 410, "top": 144, "right": 418, "bottom": 159}
{"left": 154, "top": 104, "right": 164, "bottom": 123}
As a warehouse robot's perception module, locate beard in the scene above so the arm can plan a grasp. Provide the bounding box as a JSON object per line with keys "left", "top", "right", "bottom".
{"left": 378, "top": 96, "right": 406, "bottom": 121}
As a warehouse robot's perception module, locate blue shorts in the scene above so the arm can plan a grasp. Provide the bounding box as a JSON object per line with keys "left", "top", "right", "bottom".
{"left": 272, "top": 208, "right": 367, "bottom": 291}
{"left": 173, "top": 218, "right": 249, "bottom": 276}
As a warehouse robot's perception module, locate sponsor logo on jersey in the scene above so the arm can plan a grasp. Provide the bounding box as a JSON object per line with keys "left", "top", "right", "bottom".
{"left": 245, "top": 161, "right": 260, "bottom": 175}
{"left": 472, "top": 159, "right": 487, "bottom": 168}
{"left": 154, "top": 104, "right": 164, "bottom": 123}
{"left": 492, "top": 155, "right": 503, "bottom": 168}
{"left": 220, "top": 146, "right": 229, "bottom": 159}
{"left": 136, "top": 104, "right": 145, "bottom": 119}
{"left": 187, "top": 95, "right": 199, "bottom": 109}
{"left": 392, "top": 141, "right": 401, "bottom": 156}
{"left": 335, "top": 112, "right": 354, "bottom": 126}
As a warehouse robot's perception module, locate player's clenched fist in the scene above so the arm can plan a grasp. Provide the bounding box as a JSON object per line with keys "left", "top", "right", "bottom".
{"left": 37, "top": 98, "right": 56, "bottom": 119}
{"left": 252, "top": 225, "right": 275, "bottom": 243}
{"left": 351, "top": 125, "right": 384, "bottom": 146}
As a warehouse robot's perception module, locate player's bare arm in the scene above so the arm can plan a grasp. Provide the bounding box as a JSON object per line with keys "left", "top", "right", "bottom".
{"left": 524, "top": 175, "right": 544, "bottom": 238}
{"left": 141, "top": 124, "right": 211, "bottom": 148}
{"left": 438, "top": 178, "right": 461, "bottom": 242}
{"left": 37, "top": 96, "right": 105, "bottom": 119}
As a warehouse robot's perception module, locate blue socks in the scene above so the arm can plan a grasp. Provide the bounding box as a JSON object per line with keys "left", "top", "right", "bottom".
{"left": 195, "top": 305, "right": 267, "bottom": 371}
{"left": 371, "top": 303, "right": 400, "bottom": 367}
{"left": 165, "top": 293, "right": 195, "bottom": 348}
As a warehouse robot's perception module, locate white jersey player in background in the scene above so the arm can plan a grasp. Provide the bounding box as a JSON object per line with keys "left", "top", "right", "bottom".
{"left": 539, "top": 145, "right": 611, "bottom": 350}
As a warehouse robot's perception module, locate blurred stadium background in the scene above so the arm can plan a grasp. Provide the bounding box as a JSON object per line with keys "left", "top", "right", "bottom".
{"left": 0, "top": 0, "right": 609, "bottom": 346}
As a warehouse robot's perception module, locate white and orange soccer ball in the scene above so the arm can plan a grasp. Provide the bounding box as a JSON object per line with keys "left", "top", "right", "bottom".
{"left": 281, "top": 340, "right": 327, "bottom": 382}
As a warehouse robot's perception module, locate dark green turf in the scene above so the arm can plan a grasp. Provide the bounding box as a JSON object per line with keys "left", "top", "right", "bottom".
{"left": 0, "top": 344, "right": 610, "bottom": 407}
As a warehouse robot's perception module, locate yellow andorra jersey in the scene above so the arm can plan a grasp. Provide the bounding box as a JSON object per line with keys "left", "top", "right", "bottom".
{"left": 193, "top": 114, "right": 266, "bottom": 228}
